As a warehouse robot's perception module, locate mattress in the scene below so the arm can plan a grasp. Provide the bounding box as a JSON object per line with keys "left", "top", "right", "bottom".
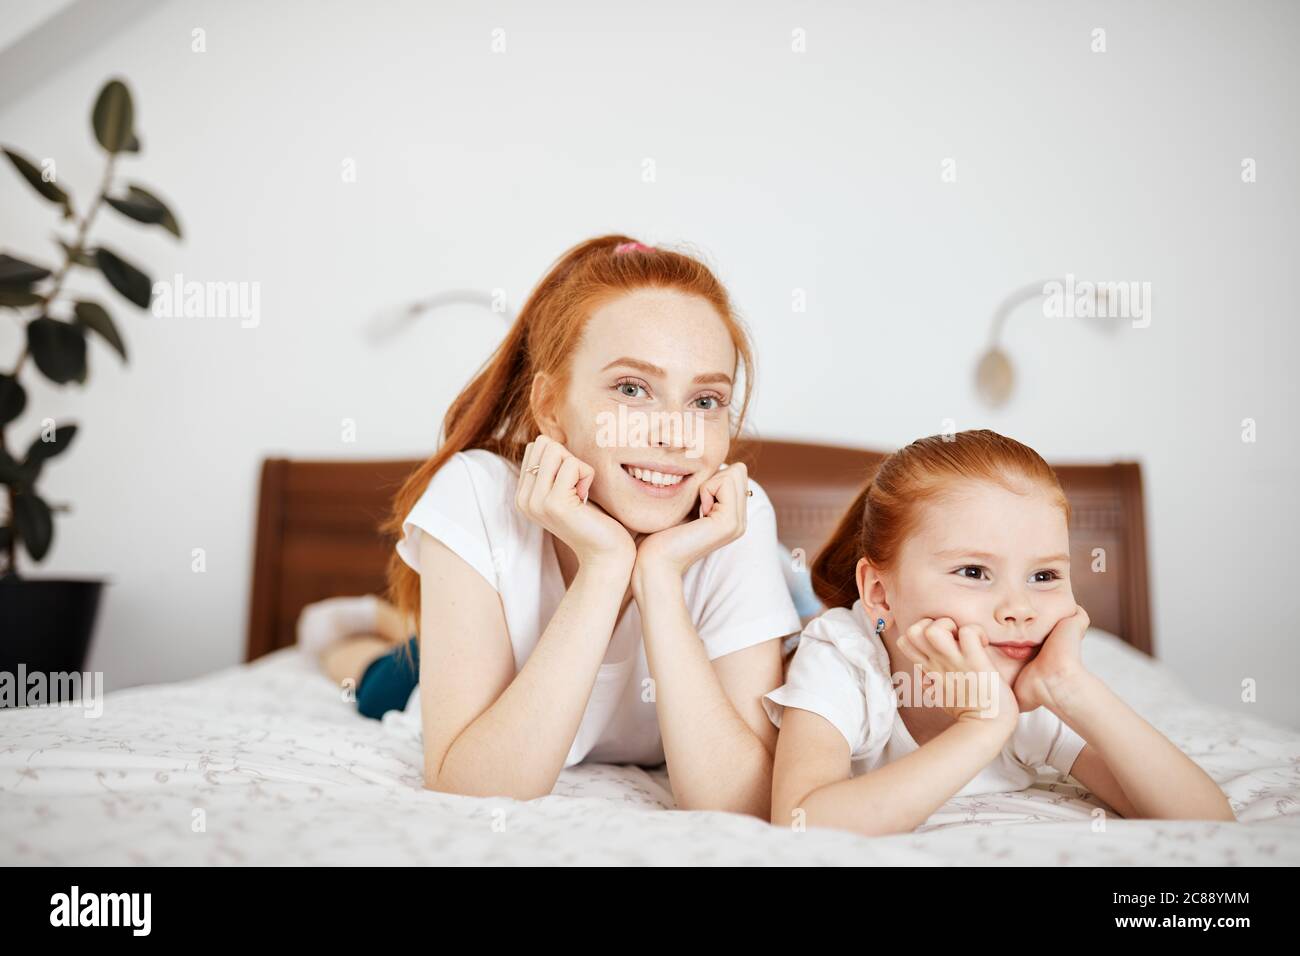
{"left": 1, "top": 629, "right": 1296, "bottom": 865}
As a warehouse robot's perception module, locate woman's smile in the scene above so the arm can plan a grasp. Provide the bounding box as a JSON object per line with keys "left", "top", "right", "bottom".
{"left": 620, "top": 462, "right": 693, "bottom": 498}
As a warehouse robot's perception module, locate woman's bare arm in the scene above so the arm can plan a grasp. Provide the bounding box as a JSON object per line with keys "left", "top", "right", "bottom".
{"left": 418, "top": 532, "right": 632, "bottom": 800}
{"left": 635, "top": 563, "right": 787, "bottom": 817}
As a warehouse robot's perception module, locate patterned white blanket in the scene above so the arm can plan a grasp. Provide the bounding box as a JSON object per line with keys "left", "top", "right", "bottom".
{"left": 1, "top": 630, "right": 1296, "bottom": 864}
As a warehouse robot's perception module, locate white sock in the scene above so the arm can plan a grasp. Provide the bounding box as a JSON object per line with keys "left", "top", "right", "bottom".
{"left": 296, "top": 594, "right": 381, "bottom": 660}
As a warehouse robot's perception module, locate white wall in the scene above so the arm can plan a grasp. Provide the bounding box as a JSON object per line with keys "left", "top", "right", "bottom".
{"left": 1, "top": 0, "right": 1297, "bottom": 726}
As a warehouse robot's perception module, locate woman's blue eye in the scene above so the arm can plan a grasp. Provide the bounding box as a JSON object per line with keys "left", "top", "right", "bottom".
{"left": 694, "top": 395, "right": 721, "bottom": 410}
{"left": 615, "top": 382, "right": 646, "bottom": 399}
{"left": 955, "top": 566, "right": 987, "bottom": 580}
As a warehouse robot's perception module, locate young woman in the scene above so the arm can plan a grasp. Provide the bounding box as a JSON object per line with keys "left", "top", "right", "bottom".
{"left": 765, "top": 429, "right": 1234, "bottom": 834}
{"left": 310, "top": 235, "right": 802, "bottom": 816}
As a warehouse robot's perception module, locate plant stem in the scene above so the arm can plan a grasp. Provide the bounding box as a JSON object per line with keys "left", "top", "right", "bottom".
{"left": 11, "top": 154, "right": 115, "bottom": 377}
{"left": 2, "top": 441, "right": 13, "bottom": 578}
{"left": 2, "top": 152, "right": 115, "bottom": 576}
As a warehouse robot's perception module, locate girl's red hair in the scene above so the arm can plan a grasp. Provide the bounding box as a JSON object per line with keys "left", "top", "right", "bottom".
{"left": 810, "top": 430, "right": 1071, "bottom": 609}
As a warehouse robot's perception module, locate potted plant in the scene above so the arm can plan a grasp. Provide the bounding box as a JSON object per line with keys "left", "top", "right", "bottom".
{"left": 0, "top": 77, "right": 181, "bottom": 694}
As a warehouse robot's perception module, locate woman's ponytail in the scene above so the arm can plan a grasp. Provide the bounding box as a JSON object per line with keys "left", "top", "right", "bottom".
{"left": 380, "top": 233, "right": 757, "bottom": 642}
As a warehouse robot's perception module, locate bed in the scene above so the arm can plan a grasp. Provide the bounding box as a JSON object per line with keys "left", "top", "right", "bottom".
{"left": 2, "top": 440, "right": 1297, "bottom": 865}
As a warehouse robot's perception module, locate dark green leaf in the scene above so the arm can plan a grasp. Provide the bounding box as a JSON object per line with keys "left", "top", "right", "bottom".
{"left": 24, "top": 423, "right": 77, "bottom": 462}
{"left": 0, "top": 253, "right": 52, "bottom": 288}
{"left": 73, "top": 301, "right": 126, "bottom": 361}
{"left": 0, "top": 374, "right": 25, "bottom": 425}
{"left": 24, "top": 424, "right": 77, "bottom": 486}
{"left": 94, "top": 247, "right": 153, "bottom": 309}
{"left": 92, "top": 79, "right": 134, "bottom": 154}
{"left": 2, "top": 148, "right": 71, "bottom": 210}
{"left": 14, "top": 491, "right": 53, "bottom": 561}
{"left": 0, "top": 446, "right": 21, "bottom": 484}
{"left": 126, "top": 184, "right": 181, "bottom": 239}
{"left": 106, "top": 195, "right": 165, "bottom": 226}
{"left": 27, "top": 317, "right": 87, "bottom": 385}
{"left": 0, "top": 289, "right": 42, "bottom": 308}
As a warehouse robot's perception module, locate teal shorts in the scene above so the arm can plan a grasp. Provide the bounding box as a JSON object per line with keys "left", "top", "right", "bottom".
{"left": 356, "top": 636, "right": 419, "bottom": 720}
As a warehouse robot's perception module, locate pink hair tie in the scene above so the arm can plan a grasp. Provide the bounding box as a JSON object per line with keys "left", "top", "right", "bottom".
{"left": 613, "top": 241, "right": 653, "bottom": 254}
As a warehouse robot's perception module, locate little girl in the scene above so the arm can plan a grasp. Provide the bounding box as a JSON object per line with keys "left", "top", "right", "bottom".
{"left": 765, "top": 429, "right": 1234, "bottom": 834}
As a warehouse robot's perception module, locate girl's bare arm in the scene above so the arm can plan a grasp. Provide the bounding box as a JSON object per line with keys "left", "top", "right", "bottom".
{"left": 770, "top": 706, "right": 1014, "bottom": 835}
{"left": 1048, "top": 672, "right": 1235, "bottom": 821}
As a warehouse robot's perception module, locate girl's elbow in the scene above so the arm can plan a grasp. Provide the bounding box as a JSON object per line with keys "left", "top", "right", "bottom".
{"left": 1165, "top": 792, "right": 1235, "bottom": 823}
{"left": 423, "top": 769, "right": 456, "bottom": 794}
{"left": 770, "top": 802, "right": 795, "bottom": 828}
{"left": 770, "top": 786, "right": 814, "bottom": 828}
{"left": 1129, "top": 794, "right": 1236, "bottom": 823}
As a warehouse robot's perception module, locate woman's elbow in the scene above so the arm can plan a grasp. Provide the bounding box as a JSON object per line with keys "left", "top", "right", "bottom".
{"left": 677, "top": 789, "right": 769, "bottom": 819}
{"left": 423, "top": 767, "right": 551, "bottom": 802}
{"left": 1204, "top": 794, "right": 1237, "bottom": 822}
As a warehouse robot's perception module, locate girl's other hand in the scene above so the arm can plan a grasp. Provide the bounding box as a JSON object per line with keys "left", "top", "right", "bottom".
{"left": 897, "top": 617, "right": 1019, "bottom": 735}
{"left": 1012, "top": 605, "right": 1091, "bottom": 713}
{"left": 515, "top": 435, "right": 636, "bottom": 572}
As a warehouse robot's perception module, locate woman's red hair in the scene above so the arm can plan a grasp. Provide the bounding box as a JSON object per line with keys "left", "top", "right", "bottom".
{"left": 381, "top": 234, "right": 756, "bottom": 639}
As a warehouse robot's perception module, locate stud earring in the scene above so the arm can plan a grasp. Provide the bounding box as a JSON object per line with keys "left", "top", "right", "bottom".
{"left": 875, "top": 617, "right": 886, "bottom": 636}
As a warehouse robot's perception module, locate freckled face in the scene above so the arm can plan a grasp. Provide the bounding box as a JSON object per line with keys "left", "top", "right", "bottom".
{"left": 880, "top": 480, "right": 1076, "bottom": 687}
{"left": 544, "top": 288, "right": 737, "bottom": 534}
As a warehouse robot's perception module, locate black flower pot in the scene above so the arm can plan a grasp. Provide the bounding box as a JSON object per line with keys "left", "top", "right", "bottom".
{"left": 0, "top": 576, "right": 104, "bottom": 706}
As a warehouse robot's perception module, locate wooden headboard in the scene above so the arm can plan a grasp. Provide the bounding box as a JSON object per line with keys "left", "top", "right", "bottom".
{"left": 246, "top": 439, "right": 1152, "bottom": 661}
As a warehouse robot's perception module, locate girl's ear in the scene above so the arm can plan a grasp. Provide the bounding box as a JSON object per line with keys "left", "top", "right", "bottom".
{"left": 855, "top": 557, "right": 892, "bottom": 622}
{"left": 529, "top": 372, "right": 566, "bottom": 443}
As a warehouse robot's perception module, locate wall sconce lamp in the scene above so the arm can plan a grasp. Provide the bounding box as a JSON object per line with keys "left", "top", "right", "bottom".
{"left": 974, "top": 279, "right": 1114, "bottom": 407}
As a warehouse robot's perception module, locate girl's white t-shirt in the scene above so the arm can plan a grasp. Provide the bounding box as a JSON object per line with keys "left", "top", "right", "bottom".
{"left": 392, "top": 448, "right": 804, "bottom": 769}
{"left": 762, "top": 598, "right": 1088, "bottom": 796}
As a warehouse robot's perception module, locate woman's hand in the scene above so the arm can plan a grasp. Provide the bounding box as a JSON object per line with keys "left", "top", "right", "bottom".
{"left": 1011, "top": 605, "right": 1091, "bottom": 713}
{"left": 515, "top": 435, "right": 636, "bottom": 573}
{"left": 633, "top": 461, "right": 750, "bottom": 584}
{"left": 897, "top": 617, "right": 1019, "bottom": 735}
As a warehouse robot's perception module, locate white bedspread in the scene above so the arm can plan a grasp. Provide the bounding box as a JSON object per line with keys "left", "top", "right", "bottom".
{"left": 1, "top": 629, "right": 1297, "bottom": 865}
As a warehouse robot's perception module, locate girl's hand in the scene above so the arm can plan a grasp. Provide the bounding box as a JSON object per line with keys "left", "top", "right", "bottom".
{"left": 897, "top": 617, "right": 1019, "bottom": 735}
{"left": 633, "top": 461, "right": 750, "bottom": 580}
{"left": 1012, "top": 605, "right": 1091, "bottom": 713}
{"left": 515, "top": 435, "right": 636, "bottom": 572}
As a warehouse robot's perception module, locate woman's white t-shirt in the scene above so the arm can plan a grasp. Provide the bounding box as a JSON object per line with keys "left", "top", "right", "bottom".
{"left": 392, "top": 448, "right": 803, "bottom": 769}
{"left": 762, "top": 598, "right": 1088, "bottom": 796}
